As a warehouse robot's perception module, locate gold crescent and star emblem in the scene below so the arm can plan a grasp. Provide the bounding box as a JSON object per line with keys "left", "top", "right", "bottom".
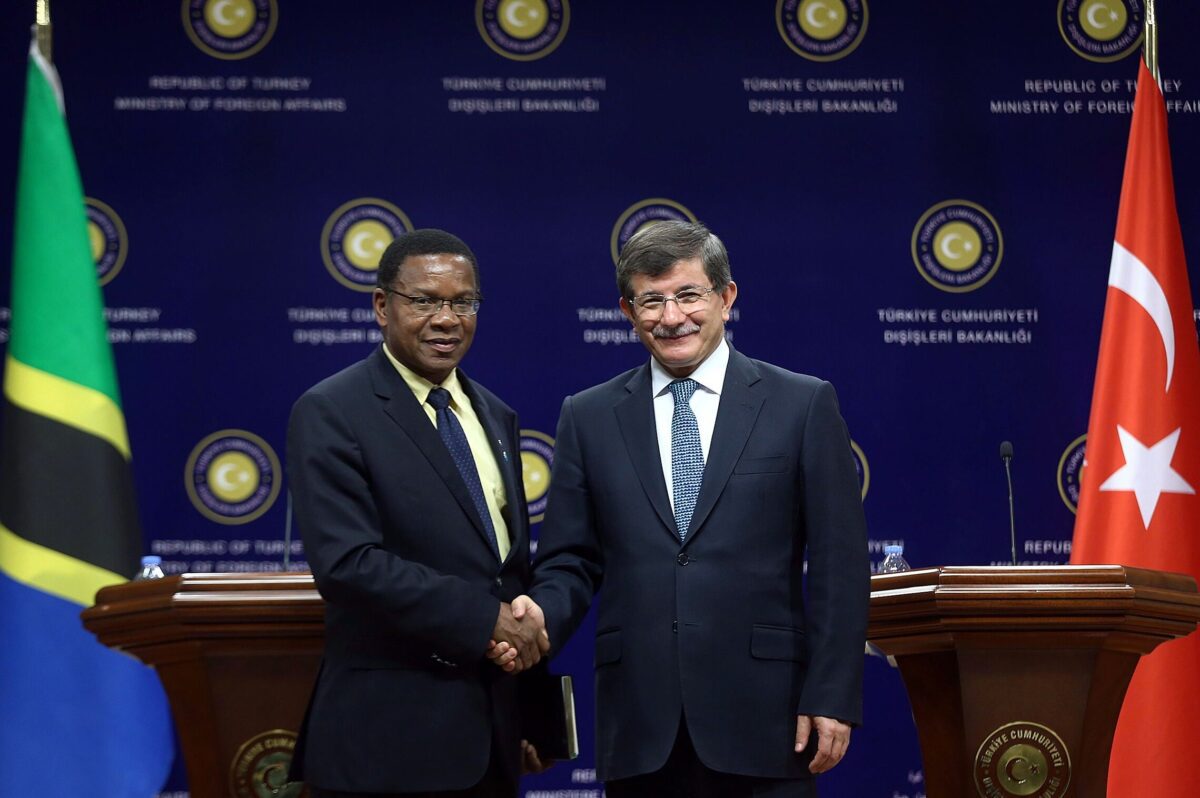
{"left": 229, "top": 730, "right": 307, "bottom": 798}
{"left": 974, "top": 721, "right": 1071, "bottom": 798}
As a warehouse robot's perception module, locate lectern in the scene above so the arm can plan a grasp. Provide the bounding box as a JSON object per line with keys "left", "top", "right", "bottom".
{"left": 868, "top": 565, "right": 1200, "bottom": 798}
{"left": 82, "top": 573, "right": 323, "bottom": 798}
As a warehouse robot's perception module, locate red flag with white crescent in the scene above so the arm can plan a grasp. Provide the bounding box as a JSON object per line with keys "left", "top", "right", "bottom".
{"left": 1071, "top": 60, "right": 1200, "bottom": 797}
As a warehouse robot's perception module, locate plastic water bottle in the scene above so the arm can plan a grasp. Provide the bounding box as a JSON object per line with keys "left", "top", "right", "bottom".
{"left": 135, "top": 555, "right": 165, "bottom": 580}
{"left": 880, "top": 544, "right": 911, "bottom": 573}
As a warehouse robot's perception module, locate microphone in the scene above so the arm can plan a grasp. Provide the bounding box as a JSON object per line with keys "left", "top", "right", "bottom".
{"left": 999, "top": 441, "right": 1016, "bottom": 566}
{"left": 283, "top": 490, "right": 293, "bottom": 570}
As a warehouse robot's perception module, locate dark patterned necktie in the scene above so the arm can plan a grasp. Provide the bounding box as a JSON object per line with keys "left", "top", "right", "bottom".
{"left": 427, "top": 387, "right": 499, "bottom": 559}
{"left": 669, "top": 379, "right": 704, "bottom": 541}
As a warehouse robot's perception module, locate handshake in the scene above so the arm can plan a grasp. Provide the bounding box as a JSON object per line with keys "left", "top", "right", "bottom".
{"left": 487, "top": 595, "right": 549, "bottom": 673}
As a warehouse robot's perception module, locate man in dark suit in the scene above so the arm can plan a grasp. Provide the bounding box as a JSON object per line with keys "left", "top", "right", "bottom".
{"left": 288, "top": 229, "right": 548, "bottom": 798}
{"left": 505, "top": 220, "right": 869, "bottom": 796}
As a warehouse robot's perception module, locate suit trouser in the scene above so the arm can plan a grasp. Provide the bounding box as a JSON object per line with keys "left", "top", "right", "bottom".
{"left": 308, "top": 738, "right": 515, "bottom": 798}
{"left": 309, "top": 773, "right": 511, "bottom": 798}
{"left": 605, "top": 716, "right": 814, "bottom": 798}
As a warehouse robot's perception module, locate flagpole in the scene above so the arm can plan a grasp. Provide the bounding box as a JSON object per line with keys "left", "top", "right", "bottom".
{"left": 1144, "top": 0, "right": 1158, "bottom": 82}
{"left": 35, "top": 0, "right": 51, "bottom": 62}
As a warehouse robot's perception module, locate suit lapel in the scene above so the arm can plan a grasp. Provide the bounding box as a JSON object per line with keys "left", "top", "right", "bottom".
{"left": 460, "top": 374, "right": 523, "bottom": 563}
{"left": 369, "top": 350, "right": 495, "bottom": 555}
{"left": 685, "top": 348, "right": 764, "bottom": 544}
{"left": 614, "top": 364, "right": 678, "bottom": 541}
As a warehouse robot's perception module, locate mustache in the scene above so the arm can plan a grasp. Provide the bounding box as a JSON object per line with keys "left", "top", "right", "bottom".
{"left": 651, "top": 321, "right": 701, "bottom": 339}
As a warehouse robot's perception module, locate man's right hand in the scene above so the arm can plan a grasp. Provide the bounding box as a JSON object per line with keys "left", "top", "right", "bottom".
{"left": 489, "top": 596, "right": 549, "bottom": 673}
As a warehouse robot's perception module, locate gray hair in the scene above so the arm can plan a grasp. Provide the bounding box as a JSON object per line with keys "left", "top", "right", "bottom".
{"left": 615, "top": 220, "right": 731, "bottom": 299}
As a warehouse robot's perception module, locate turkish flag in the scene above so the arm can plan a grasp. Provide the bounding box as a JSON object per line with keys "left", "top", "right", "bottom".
{"left": 1071, "top": 60, "right": 1200, "bottom": 797}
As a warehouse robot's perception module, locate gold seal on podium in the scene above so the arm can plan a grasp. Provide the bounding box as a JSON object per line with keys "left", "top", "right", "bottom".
{"left": 974, "top": 721, "right": 1071, "bottom": 798}
{"left": 229, "top": 729, "right": 307, "bottom": 798}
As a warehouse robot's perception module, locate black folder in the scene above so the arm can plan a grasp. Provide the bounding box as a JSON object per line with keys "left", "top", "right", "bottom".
{"left": 518, "top": 668, "right": 579, "bottom": 761}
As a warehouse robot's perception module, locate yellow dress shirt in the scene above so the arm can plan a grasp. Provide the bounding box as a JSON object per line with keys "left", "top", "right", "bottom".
{"left": 382, "top": 345, "right": 511, "bottom": 561}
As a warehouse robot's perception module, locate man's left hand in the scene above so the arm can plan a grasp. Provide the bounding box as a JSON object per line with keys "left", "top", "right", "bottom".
{"left": 521, "top": 739, "right": 553, "bottom": 774}
{"left": 795, "top": 715, "right": 851, "bottom": 774}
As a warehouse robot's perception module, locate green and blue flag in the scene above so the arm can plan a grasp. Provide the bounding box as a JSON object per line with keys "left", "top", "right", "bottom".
{"left": 0, "top": 35, "right": 174, "bottom": 797}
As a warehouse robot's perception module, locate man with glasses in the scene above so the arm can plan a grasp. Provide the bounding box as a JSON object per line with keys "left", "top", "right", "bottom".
{"left": 498, "top": 220, "right": 869, "bottom": 796}
{"left": 288, "top": 229, "right": 549, "bottom": 797}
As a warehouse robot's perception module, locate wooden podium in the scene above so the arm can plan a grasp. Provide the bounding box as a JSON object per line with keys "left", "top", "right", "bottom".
{"left": 82, "top": 566, "right": 1200, "bottom": 797}
{"left": 868, "top": 565, "right": 1200, "bottom": 798}
{"left": 82, "top": 573, "right": 323, "bottom": 798}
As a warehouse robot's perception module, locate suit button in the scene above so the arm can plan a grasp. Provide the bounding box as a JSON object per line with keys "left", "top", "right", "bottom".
{"left": 495, "top": 577, "right": 503, "bottom": 588}
{"left": 677, "top": 553, "right": 690, "bottom": 566}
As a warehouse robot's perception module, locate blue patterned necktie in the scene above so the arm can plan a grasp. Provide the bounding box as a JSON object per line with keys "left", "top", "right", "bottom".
{"left": 669, "top": 378, "right": 704, "bottom": 541}
{"left": 427, "top": 387, "right": 500, "bottom": 559}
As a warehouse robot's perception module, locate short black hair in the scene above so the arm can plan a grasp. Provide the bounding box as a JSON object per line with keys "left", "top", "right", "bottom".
{"left": 376, "top": 229, "right": 480, "bottom": 291}
{"left": 616, "top": 220, "right": 730, "bottom": 299}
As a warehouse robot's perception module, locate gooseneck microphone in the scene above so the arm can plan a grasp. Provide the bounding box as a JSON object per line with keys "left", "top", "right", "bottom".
{"left": 283, "top": 490, "right": 293, "bottom": 570}
{"left": 1000, "top": 441, "right": 1016, "bottom": 566}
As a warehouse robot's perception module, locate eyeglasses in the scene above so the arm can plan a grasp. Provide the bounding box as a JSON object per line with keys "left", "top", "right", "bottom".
{"left": 385, "top": 289, "right": 482, "bottom": 317}
{"left": 629, "top": 286, "right": 716, "bottom": 317}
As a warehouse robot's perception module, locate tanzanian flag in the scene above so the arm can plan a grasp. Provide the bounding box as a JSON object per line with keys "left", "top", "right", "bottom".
{"left": 0, "top": 37, "right": 174, "bottom": 796}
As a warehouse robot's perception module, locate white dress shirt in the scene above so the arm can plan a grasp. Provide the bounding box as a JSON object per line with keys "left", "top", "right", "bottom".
{"left": 649, "top": 338, "right": 730, "bottom": 512}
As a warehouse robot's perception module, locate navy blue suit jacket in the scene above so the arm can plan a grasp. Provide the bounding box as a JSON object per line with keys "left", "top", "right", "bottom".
{"left": 287, "top": 347, "right": 531, "bottom": 793}
{"left": 530, "top": 348, "right": 869, "bottom": 785}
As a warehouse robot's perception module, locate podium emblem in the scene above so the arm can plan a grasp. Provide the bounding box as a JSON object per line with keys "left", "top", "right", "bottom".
{"left": 230, "top": 729, "right": 307, "bottom": 797}
{"left": 974, "top": 721, "right": 1071, "bottom": 797}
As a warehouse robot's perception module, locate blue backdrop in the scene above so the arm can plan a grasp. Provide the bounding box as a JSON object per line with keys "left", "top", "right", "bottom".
{"left": 3, "top": 2, "right": 1199, "bottom": 796}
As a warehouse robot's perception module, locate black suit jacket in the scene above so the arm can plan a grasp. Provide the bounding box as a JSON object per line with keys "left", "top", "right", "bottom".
{"left": 530, "top": 348, "right": 869, "bottom": 785}
{"left": 287, "top": 347, "right": 530, "bottom": 793}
